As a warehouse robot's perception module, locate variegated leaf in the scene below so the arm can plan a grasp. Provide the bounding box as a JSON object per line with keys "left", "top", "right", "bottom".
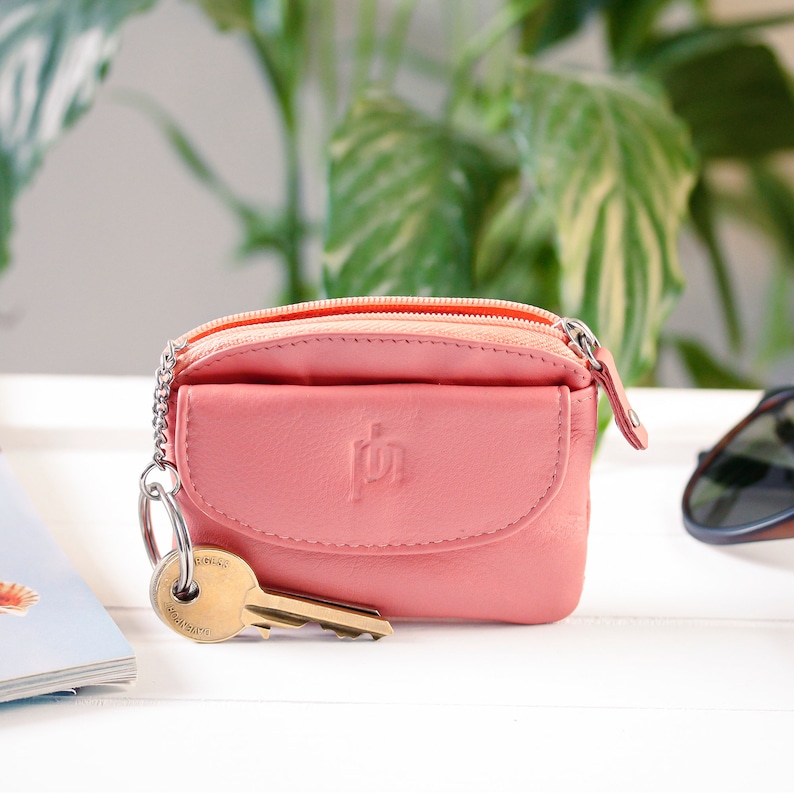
{"left": 513, "top": 61, "right": 697, "bottom": 381}
{"left": 0, "top": 0, "right": 154, "bottom": 273}
{"left": 323, "top": 92, "right": 510, "bottom": 297}
{"left": 474, "top": 177, "right": 561, "bottom": 309}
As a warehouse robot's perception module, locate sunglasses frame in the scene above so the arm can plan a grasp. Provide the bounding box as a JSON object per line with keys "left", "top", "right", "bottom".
{"left": 682, "top": 386, "right": 794, "bottom": 544}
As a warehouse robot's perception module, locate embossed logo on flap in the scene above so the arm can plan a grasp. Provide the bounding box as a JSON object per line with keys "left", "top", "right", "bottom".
{"left": 350, "top": 423, "right": 404, "bottom": 501}
{"left": 177, "top": 382, "right": 576, "bottom": 553}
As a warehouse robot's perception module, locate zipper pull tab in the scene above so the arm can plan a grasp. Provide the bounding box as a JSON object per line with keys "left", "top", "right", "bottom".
{"left": 558, "top": 318, "right": 648, "bottom": 451}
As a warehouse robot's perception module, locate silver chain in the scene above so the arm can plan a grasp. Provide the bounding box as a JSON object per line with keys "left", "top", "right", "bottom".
{"left": 151, "top": 339, "right": 187, "bottom": 467}
{"left": 139, "top": 337, "right": 195, "bottom": 598}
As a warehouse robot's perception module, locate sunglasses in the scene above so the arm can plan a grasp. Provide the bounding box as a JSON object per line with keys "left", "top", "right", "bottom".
{"left": 682, "top": 387, "right": 794, "bottom": 544}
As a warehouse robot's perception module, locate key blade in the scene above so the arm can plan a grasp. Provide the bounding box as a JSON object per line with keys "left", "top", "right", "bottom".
{"left": 244, "top": 589, "right": 393, "bottom": 640}
{"left": 243, "top": 604, "right": 310, "bottom": 631}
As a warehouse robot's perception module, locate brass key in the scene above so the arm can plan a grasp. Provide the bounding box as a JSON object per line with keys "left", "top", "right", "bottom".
{"left": 150, "top": 546, "right": 393, "bottom": 642}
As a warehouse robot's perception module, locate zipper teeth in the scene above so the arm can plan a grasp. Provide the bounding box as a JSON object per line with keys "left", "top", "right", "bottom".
{"left": 179, "top": 296, "right": 562, "bottom": 345}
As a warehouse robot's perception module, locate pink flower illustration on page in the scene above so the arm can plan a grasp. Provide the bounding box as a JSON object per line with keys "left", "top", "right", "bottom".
{"left": 0, "top": 582, "right": 39, "bottom": 615}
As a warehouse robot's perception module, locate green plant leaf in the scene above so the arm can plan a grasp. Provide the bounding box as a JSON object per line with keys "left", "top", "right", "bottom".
{"left": 748, "top": 166, "right": 794, "bottom": 368}
{"left": 190, "top": 0, "right": 257, "bottom": 30}
{"left": 0, "top": 0, "right": 154, "bottom": 275}
{"left": 116, "top": 90, "right": 291, "bottom": 261}
{"left": 757, "top": 262, "right": 794, "bottom": 368}
{"left": 447, "top": 0, "right": 544, "bottom": 116}
{"left": 381, "top": 0, "right": 418, "bottom": 88}
{"left": 653, "top": 40, "right": 794, "bottom": 160}
{"left": 687, "top": 177, "right": 742, "bottom": 350}
{"left": 756, "top": 257, "right": 794, "bottom": 368}
{"left": 474, "top": 178, "right": 561, "bottom": 308}
{"left": 512, "top": 61, "right": 697, "bottom": 383}
{"left": 636, "top": 13, "right": 794, "bottom": 72}
{"left": 234, "top": 207, "right": 292, "bottom": 259}
{"left": 751, "top": 165, "right": 794, "bottom": 266}
{"left": 192, "top": 0, "right": 307, "bottom": 105}
{"left": 518, "top": 0, "right": 611, "bottom": 55}
{"left": 667, "top": 335, "right": 760, "bottom": 389}
{"left": 117, "top": 91, "right": 243, "bottom": 211}
{"left": 604, "top": 0, "right": 679, "bottom": 64}
{"left": 323, "top": 92, "right": 511, "bottom": 297}
{"left": 192, "top": 0, "right": 301, "bottom": 40}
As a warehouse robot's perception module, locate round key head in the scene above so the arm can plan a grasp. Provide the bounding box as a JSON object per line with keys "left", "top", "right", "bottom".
{"left": 150, "top": 547, "right": 259, "bottom": 642}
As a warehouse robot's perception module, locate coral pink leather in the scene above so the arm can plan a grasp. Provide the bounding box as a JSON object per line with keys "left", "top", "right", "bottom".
{"left": 175, "top": 383, "right": 570, "bottom": 552}
{"left": 169, "top": 332, "right": 599, "bottom": 624}
{"left": 592, "top": 347, "right": 648, "bottom": 451}
{"left": 170, "top": 332, "right": 592, "bottom": 390}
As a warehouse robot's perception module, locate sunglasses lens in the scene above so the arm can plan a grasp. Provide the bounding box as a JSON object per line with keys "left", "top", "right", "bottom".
{"left": 687, "top": 395, "right": 794, "bottom": 529}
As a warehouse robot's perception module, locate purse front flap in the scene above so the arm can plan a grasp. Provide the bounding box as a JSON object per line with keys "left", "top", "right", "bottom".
{"left": 174, "top": 382, "right": 571, "bottom": 554}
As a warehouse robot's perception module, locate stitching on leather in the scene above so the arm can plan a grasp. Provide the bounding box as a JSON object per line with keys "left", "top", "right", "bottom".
{"left": 183, "top": 385, "right": 566, "bottom": 549}
{"left": 178, "top": 335, "right": 590, "bottom": 387}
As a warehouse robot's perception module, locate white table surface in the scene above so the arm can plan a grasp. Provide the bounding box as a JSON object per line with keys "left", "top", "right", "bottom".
{"left": 1, "top": 376, "right": 791, "bottom": 793}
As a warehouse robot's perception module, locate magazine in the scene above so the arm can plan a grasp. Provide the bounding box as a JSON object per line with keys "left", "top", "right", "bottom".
{"left": 0, "top": 454, "right": 136, "bottom": 702}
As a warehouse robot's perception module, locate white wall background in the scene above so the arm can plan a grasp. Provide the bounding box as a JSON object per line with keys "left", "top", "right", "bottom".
{"left": 1, "top": 0, "right": 793, "bottom": 382}
{"left": 2, "top": 0, "right": 292, "bottom": 375}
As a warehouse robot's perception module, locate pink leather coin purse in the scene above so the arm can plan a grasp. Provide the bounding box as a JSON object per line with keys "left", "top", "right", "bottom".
{"left": 139, "top": 296, "right": 646, "bottom": 633}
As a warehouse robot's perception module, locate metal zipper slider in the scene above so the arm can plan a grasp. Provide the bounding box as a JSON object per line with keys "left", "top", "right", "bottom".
{"left": 557, "top": 318, "right": 648, "bottom": 451}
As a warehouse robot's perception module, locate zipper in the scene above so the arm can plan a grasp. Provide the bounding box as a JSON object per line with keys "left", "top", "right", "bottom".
{"left": 556, "top": 317, "right": 604, "bottom": 372}
{"left": 556, "top": 316, "right": 648, "bottom": 451}
{"left": 162, "top": 297, "right": 647, "bottom": 450}
{"left": 178, "top": 296, "right": 562, "bottom": 346}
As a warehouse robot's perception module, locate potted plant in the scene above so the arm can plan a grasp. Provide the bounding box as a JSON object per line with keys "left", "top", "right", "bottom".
{"left": 2, "top": 0, "right": 794, "bottom": 391}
